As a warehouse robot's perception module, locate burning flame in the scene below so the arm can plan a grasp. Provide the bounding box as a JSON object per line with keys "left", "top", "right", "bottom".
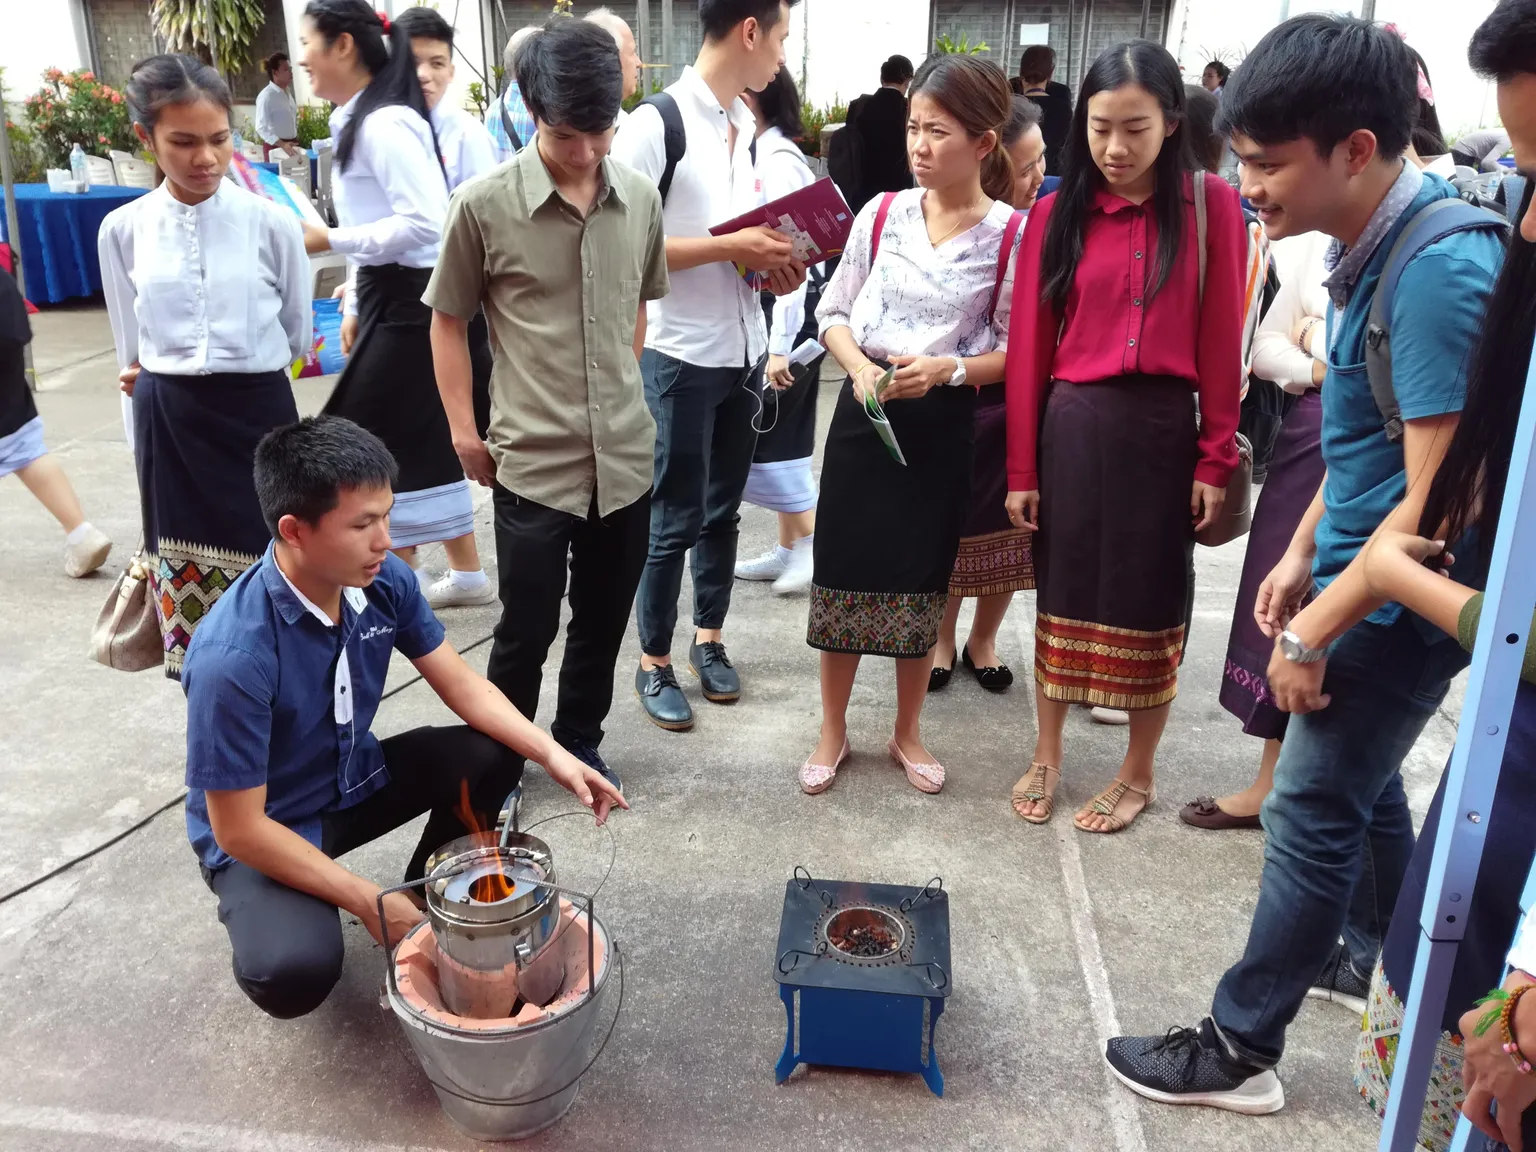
{"left": 453, "top": 779, "right": 516, "bottom": 903}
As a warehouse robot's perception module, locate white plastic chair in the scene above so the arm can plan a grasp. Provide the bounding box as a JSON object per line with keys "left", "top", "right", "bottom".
{"left": 112, "top": 153, "right": 156, "bottom": 189}
{"left": 314, "top": 147, "right": 335, "bottom": 225}
{"left": 239, "top": 138, "right": 265, "bottom": 161}
{"left": 84, "top": 155, "right": 117, "bottom": 185}
{"left": 277, "top": 152, "right": 310, "bottom": 199}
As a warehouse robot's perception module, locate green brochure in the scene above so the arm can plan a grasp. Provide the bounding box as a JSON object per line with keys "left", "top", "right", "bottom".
{"left": 862, "top": 367, "right": 907, "bottom": 466}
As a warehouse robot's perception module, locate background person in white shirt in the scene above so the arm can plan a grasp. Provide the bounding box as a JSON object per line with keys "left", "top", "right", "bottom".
{"left": 297, "top": 0, "right": 494, "bottom": 607}
{"left": 255, "top": 52, "right": 300, "bottom": 157}
{"left": 585, "top": 7, "right": 641, "bottom": 123}
{"left": 612, "top": 0, "right": 806, "bottom": 733}
{"left": 99, "top": 54, "right": 311, "bottom": 680}
{"left": 397, "top": 6, "right": 498, "bottom": 192}
{"left": 734, "top": 68, "right": 824, "bottom": 596}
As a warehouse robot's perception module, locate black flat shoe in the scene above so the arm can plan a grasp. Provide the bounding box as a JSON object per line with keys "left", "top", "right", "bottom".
{"left": 689, "top": 640, "right": 741, "bottom": 702}
{"left": 636, "top": 663, "right": 693, "bottom": 730}
{"left": 929, "top": 662, "right": 954, "bottom": 692}
{"left": 560, "top": 738, "right": 622, "bottom": 794}
{"left": 962, "top": 645, "right": 1014, "bottom": 692}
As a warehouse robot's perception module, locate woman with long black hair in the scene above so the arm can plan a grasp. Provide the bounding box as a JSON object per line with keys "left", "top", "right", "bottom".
{"left": 298, "top": 0, "right": 491, "bottom": 601}
{"left": 1352, "top": 164, "right": 1536, "bottom": 1150}
{"left": 1005, "top": 40, "right": 1247, "bottom": 833}
{"left": 735, "top": 68, "right": 826, "bottom": 595}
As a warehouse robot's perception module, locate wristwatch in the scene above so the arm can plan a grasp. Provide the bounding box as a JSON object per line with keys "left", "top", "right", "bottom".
{"left": 1278, "top": 629, "right": 1327, "bottom": 664}
{"left": 948, "top": 357, "right": 968, "bottom": 388}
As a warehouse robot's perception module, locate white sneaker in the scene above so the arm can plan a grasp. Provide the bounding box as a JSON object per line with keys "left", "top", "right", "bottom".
{"left": 425, "top": 572, "right": 497, "bottom": 609}
{"left": 735, "top": 547, "right": 788, "bottom": 582}
{"left": 1091, "top": 706, "right": 1131, "bottom": 725}
{"left": 772, "top": 538, "right": 814, "bottom": 595}
{"left": 64, "top": 525, "right": 112, "bottom": 578}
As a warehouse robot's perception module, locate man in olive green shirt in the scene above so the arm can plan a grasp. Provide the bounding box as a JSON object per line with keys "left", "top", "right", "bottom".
{"left": 425, "top": 17, "right": 668, "bottom": 790}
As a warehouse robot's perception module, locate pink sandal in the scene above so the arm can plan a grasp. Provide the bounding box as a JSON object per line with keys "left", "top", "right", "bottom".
{"left": 800, "top": 738, "right": 850, "bottom": 795}
{"left": 887, "top": 738, "right": 945, "bottom": 794}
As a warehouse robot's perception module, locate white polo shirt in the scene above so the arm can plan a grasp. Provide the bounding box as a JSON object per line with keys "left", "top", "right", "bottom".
{"left": 611, "top": 65, "right": 766, "bottom": 370}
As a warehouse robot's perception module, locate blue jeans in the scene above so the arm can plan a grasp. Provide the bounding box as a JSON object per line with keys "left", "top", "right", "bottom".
{"left": 1212, "top": 614, "right": 1469, "bottom": 1067}
{"left": 635, "top": 349, "right": 761, "bottom": 657}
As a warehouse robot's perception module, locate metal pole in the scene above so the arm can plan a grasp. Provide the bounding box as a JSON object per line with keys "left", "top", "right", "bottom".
{"left": 1359, "top": 0, "right": 1376, "bottom": 19}
{"left": 0, "top": 72, "right": 34, "bottom": 391}
{"left": 1139, "top": 0, "right": 1152, "bottom": 40}
{"left": 1064, "top": 0, "right": 1076, "bottom": 90}
{"left": 661, "top": 0, "right": 673, "bottom": 85}
{"left": 637, "top": 0, "right": 651, "bottom": 78}
{"left": 1380, "top": 307, "right": 1536, "bottom": 1150}
{"left": 1080, "top": 0, "right": 1096, "bottom": 86}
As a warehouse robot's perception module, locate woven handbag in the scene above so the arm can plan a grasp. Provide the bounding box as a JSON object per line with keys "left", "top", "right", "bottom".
{"left": 89, "top": 552, "right": 164, "bottom": 672}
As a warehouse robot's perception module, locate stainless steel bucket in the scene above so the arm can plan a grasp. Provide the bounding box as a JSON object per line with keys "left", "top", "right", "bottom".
{"left": 387, "top": 911, "right": 615, "bottom": 1141}
{"left": 424, "top": 833, "right": 565, "bottom": 1013}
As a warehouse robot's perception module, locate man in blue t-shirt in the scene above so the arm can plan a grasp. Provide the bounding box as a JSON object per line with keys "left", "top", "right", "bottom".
{"left": 180, "top": 416, "right": 625, "bottom": 1020}
{"left": 1105, "top": 15, "right": 1505, "bottom": 1113}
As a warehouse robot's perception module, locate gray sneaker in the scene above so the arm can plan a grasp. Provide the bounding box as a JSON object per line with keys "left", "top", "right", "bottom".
{"left": 1105, "top": 1018, "right": 1284, "bottom": 1115}
{"left": 1307, "top": 942, "right": 1370, "bottom": 1015}
{"left": 64, "top": 525, "right": 112, "bottom": 578}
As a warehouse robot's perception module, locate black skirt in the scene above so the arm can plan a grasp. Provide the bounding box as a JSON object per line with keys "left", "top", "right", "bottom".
{"left": 1034, "top": 376, "right": 1196, "bottom": 709}
{"left": 752, "top": 283, "right": 825, "bottom": 465}
{"left": 808, "top": 377, "right": 974, "bottom": 657}
{"left": 134, "top": 367, "right": 299, "bottom": 679}
{"left": 324, "top": 263, "right": 462, "bottom": 494}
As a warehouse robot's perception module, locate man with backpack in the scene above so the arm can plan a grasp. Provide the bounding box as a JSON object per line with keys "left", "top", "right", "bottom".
{"left": 1105, "top": 14, "right": 1506, "bottom": 1114}
{"left": 611, "top": 0, "right": 805, "bottom": 734}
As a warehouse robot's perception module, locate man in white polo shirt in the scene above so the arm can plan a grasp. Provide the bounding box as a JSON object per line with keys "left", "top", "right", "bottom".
{"left": 612, "top": 0, "right": 804, "bottom": 733}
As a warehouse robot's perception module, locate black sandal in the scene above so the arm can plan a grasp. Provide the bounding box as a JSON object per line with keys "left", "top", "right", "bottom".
{"left": 962, "top": 645, "right": 1014, "bottom": 692}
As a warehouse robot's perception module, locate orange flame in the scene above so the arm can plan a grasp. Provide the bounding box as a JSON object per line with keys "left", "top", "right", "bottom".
{"left": 452, "top": 779, "right": 515, "bottom": 903}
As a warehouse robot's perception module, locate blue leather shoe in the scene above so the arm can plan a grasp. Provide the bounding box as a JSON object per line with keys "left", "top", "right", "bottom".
{"left": 688, "top": 640, "right": 740, "bottom": 702}
{"left": 636, "top": 663, "right": 693, "bottom": 731}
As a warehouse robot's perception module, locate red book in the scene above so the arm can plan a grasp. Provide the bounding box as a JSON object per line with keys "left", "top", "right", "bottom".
{"left": 709, "top": 176, "right": 854, "bottom": 289}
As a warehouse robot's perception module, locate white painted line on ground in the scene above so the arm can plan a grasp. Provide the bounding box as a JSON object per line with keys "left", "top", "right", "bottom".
{"left": 1012, "top": 610, "right": 1151, "bottom": 1152}
{"left": 0, "top": 1105, "right": 459, "bottom": 1152}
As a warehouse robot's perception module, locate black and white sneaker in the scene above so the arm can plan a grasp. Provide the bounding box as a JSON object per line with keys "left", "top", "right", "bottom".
{"left": 1307, "top": 942, "right": 1370, "bottom": 1015}
{"left": 1105, "top": 1018, "right": 1285, "bottom": 1115}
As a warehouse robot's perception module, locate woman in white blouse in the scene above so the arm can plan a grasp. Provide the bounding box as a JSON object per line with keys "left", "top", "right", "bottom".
{"left": 800, "top": 56, "right": 1024, "bottom": 796}
{"left": 297, "top": 0, "right": 491, "bottom": 602}
{"left": 736, "top": 69, "right": 826, "bottom": 596}
{"left": 99, "top": 54, "right": 311, "bottom": 679}
{"left": 1189, "top": 230, "right": 1331, "bottom": 830}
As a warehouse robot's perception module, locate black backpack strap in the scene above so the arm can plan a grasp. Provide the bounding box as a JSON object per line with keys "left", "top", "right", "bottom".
{"left": 1365, "top": 197, "right": 1508, "bottom": 442}
{"left": 639, "top": 92, "right": 687, "bottom": 203}
{"left": 499, "top": 92, "right": 522, "bottom": 152}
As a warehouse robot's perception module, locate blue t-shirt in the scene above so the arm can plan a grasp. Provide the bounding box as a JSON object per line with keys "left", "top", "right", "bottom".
{"left": 1314, "top": 176, "right": 1505, "bottom": 624}
{"left": 180, "top": 546, "right": 446, "bottom": 870}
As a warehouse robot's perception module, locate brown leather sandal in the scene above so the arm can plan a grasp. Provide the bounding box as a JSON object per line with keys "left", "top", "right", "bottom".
{"left": 1011, "top": 763, "right": 1060, "bottom": 824}
{"left": 1074, "top": 779, "right": 1155, "bottom": 834}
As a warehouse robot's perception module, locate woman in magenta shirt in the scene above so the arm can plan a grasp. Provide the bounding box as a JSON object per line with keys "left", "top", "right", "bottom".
{"left": 1004, "top": 40, "right": 1246, "bottom": 833}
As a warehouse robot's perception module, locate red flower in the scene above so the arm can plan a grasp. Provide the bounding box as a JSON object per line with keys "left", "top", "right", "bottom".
{"left": 98, "top": 134, "right": 108, "bottom": 144}
{"left": 111, "top": 92, "right": 124, "bottom": 104}
{"left": 80, "top": 71, "right": 95, "bottom": 82}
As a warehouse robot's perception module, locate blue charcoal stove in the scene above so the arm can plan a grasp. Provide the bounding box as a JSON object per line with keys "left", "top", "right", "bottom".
{"left": 773, "top": 869, "right": 952, "bottom": 1095}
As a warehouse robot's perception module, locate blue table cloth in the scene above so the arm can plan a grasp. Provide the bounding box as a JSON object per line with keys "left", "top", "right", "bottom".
{"left": 0, "top": 184, "right": 147, "bottom": 305}
{"left": 256, "top": 149, "right": 319, "bottom": 186}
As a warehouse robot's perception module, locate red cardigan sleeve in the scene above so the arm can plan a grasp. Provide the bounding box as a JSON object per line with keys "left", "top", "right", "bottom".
{"left": 1005, "top": 197, "right": 1059, "bottom": 492}
{"left": 1193, "top": 178, "right": 1246, "bottom": 489}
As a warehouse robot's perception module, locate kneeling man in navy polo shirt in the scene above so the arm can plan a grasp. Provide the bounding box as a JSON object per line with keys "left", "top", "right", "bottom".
{"left": 180, "top": 416, "right": 626, "bottom": 1019}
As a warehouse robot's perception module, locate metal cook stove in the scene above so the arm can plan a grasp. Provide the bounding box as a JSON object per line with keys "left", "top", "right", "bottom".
{"left": 772, "top": 868, "right": 952, "bottom": 1096}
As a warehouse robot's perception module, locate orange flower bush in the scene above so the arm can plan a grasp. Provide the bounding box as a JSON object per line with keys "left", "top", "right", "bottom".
{"left": 22, "top": 67, "right": 137, "bottom": 171}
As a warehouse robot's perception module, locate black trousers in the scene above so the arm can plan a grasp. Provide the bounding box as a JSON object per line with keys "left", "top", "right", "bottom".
{"left": 484, "top": 486, "right": 651, "bottom": 761}
{"left": 203, "top": 725, "right": 521, "bottom": 1020}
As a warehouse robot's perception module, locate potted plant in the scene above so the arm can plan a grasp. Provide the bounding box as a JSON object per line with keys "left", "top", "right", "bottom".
{"left": 22, "top": 68, "right": 136, "bottom": 170}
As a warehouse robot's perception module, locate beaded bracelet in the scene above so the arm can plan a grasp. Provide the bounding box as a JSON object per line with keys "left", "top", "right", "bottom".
{"left": 1501, "top": 984, "right": 1534, "bottom": 1075}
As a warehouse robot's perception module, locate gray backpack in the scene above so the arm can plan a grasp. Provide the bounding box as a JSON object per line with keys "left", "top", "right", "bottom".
{"left": 1364, "top": 195, "right": 1510, "bottom": 442}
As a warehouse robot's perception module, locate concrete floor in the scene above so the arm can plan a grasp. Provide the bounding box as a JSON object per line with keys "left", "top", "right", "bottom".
{"left": 0, "top": 303, "right": 1462, "bottom": 1152}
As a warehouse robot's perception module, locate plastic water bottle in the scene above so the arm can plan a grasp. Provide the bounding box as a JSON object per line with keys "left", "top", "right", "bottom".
{"left": 69, "top": 143, "right": 89, "bottom": 191}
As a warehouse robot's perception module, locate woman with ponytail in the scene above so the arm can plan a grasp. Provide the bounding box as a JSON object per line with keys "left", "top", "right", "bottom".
{"left": 798, "top": 54, "right": 1023, "bottom": 797}
{"left": 1004, "top": 40, "right": 1247, "bottom": 833}
{"left": 298, "top": 0, "right": 493, "bottom": 602}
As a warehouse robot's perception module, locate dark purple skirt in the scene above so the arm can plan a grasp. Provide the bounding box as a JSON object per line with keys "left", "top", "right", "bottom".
{"left": 1219, "top": 390, "right": 1325, "bottom": 738}
{"left": 951, "top": 383, "right": 1034, "bottom": 596}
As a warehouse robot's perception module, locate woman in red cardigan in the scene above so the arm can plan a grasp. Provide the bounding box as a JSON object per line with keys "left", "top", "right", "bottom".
{"left": 1004, "top": 40, "right": 1246, "bottom": 833}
